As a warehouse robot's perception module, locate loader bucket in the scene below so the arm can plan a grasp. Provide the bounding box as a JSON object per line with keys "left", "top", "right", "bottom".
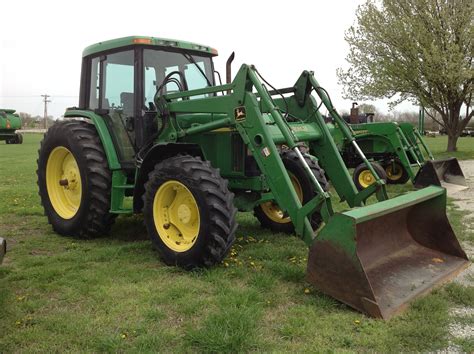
{"left": 414, "top": 157, "right": 466, "bottom": 190}
{"left": 306, "top": 186, "right": 469, "bottom": 319}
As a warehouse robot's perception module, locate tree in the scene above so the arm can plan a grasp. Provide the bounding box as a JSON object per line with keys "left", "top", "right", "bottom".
{"left": 19, "top": 112, "right": 36, "bottom": 128}
{"left": 358, "top": 103, "right": 377, "bottom": 114}
{"left": 337, "top": 0, "right": 473, "bottom": 151}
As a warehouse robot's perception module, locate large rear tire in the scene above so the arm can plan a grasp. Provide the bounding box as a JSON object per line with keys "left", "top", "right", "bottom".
{"left": 37, "top": 120, "right": 115, "bottom": 237}
{"left": 254, "top": 150, "right": 329, "bottom": 233}
{"left": 143, "top": 155, "right": 237, "bottom": 269}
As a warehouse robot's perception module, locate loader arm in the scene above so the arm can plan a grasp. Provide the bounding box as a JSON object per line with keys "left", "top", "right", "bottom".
{"left": 156, "top": 65, "right": 389, "bottom": 244}
{"left": 154, "top": 64, "right": 468, "bottom": 319}
{"left": 350, "top": 123, "right": 422, "bottom": 181}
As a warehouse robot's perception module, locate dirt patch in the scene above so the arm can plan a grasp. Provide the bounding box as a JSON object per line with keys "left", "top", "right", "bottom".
{"left": 450, "top": 307, "right": 474, "bottom": 317}
{"left": 450, "top": 160, "right": 474, "bottom": 287}
{"left": 450, "top": 160, "right": 474, "bottom": 217}
{"left": 29, "top": 249, "right": 54, "bottom": 256}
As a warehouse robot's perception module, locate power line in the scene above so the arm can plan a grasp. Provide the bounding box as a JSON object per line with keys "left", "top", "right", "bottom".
{"left": 41, "top": 94, "right": 51, "bottom": 129}
{"left": 0, "top": 95, "right": 78, "bottom": 98}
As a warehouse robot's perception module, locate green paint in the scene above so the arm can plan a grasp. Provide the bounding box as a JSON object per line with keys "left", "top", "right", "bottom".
{"left": 0, "top": 109, "right": 21, "bottom": 141}
{"left": 66, "top": 38, "right": 455, "bottom": 251}
{"left": 64, "top": 110, "right": 121, "bottom": 170}
{"left": 82, "top": 36, "right": 218, "bottom": 57}
{"left": 63, "top": 109, "right": 128, "bottom": 213}
{"left": 335, "top": 121, "right": 435, "bottom": 183}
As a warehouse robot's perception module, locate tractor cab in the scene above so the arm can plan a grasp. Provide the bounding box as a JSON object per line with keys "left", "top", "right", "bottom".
{"left": 78, "top": 36, "right": 217, "bottom": 167}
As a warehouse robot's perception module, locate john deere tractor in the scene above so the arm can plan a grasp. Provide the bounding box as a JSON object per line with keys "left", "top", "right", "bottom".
{"left": 0, "top": 109, "right": 23, "bottom": 144}
{"left": 330, "top": 103, "right": 466, "bottom": 190}
{"left": 37, "top": 36, "right": 469, "bottom": 319}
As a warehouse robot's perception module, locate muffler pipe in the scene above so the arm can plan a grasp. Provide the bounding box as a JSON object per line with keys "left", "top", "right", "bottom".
{"left": 226, "top": 52, "right": 235, "bottom": 94}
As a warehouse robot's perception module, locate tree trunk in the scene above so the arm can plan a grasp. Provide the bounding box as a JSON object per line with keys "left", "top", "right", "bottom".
{"left": 447, "top": 133, "right": 458, "bottom": 152}
{"left": 444, "top": 103, "right": 463, "bottom": 152}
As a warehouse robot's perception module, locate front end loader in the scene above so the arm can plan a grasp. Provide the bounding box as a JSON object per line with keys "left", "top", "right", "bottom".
{"left": 36, "top": 36, "right": 469, "bottom": 319}
{"left": 0, "top": 109, "right": 23, "bottom": 144}
{"left": 331, "top": 104, "right": 466, "bottom": 190}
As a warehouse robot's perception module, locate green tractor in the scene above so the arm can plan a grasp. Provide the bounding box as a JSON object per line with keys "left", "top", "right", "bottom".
{"left": 330, "top": 103, "right": 466, "bottom": 190}
{"left": 37, "top": 36, "right": 469, "bottom": 319}
{"left": 0, "top": 109, "right": 23, "bottom": 144}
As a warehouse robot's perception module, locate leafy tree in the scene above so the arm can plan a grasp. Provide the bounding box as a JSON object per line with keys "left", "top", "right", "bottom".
{"left": 338, "top": 0, "right": 473, "bottom": 151}
{"left": 19, "top": 112, "right": 35, "bottom": 128}
{"left": 358, "top": 103, "right": 377, "bottom": 114}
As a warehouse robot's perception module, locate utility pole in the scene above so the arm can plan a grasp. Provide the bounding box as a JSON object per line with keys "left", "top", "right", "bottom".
{"left": 41, "top": 94, "right": 51, "bottom": 129}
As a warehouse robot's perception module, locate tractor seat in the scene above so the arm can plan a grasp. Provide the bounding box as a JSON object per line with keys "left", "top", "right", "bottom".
{"left": 120, "top": 92, "right": 134, "bottom": 117}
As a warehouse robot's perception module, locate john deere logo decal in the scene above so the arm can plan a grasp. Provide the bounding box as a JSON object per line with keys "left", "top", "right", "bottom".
{"left": 6, "top": 120, "right": 11, "bottom": 129}
{"left": 234, "top": 107, "right": 246, "bottom": 122}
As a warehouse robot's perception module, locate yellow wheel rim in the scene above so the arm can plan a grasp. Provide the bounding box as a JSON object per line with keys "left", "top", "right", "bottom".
{"left": 358, "top": 170, "right": 376, "bottom": 189}
{"left": 260, "top": 174, "right": 303, "bottom": 224}
{"left": 153, "top": 180, "right": 200, "bottom": 253}
{"left": 385, "top": 163, "right": 403, "bottom": 181}
{"left": 46, "top": 146, "right": 82, "bottom": 219}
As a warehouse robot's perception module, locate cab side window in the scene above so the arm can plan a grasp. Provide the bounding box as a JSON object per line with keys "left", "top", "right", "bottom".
{"left": 89, "top": 57, "right": 100, "bottom": 110}
{"left": 103, "top": 51, "right": 135, "bottom": 116}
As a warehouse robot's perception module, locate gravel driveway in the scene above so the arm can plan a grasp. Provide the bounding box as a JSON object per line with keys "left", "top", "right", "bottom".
{"left": 444, "top": 160, "right": 474, "bottom": 348}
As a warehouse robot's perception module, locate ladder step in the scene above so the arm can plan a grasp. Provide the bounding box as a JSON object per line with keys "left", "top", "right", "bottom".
{"left": 110, "top": 209, "right": 133, "bottom": 214}
{"left": 114, "top": 185, "right": 135, "bottom": 189}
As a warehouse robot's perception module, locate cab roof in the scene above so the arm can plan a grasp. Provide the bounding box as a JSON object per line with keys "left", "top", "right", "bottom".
{"left": 82, "top": 36, "right": 218, "bottom": 57}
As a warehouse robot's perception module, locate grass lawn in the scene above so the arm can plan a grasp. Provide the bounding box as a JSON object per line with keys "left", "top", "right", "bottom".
{"left": 423, "top": 135, "right": 474, "bottom": 160}
{"left": 0, "top": 134, "right": 473, "bottom": 352}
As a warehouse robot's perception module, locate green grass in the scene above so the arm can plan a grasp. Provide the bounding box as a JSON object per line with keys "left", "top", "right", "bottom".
{"left": 423, "top": 135, "right": 474, "bottom": 160}
{"left": 0, "top": 134, "right": 472, "bottom": 352}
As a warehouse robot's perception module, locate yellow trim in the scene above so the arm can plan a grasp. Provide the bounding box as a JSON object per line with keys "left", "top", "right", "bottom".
{"left": 358, "top": 170, "right": 375, "bottom": 189}
{"left": 46, "top": 146, "right": 82, "bottom": 219}
{"left": 153, "top": 180, "right": 200, "bottom": 252}
{"left": 210, "top": 127, "right": 235, "bottom": 133}
{"left": 386, "top": 163, "right": 403, "bottom": 181}
{"left": 260, "top": 174, "right": 303, "bottom": 224}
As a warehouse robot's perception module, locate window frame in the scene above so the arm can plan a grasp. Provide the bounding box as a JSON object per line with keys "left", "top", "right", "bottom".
{"left": 79, "top": 45, "right": 216, "bottom": 149}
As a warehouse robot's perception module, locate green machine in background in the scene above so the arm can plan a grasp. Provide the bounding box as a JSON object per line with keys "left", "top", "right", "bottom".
{"left": 36, "top": 36, "right": 468, "bottom": 319}
{"left": 0, "top": 109, "right": 23, "bottom": 144}
{"left": 330, "top": 104, "right": 466, "bottom": 190}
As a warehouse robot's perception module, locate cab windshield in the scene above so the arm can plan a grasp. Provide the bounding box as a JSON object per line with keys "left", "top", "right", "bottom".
{"left": 143, "top": 49, "right": 214, "bottom": 105}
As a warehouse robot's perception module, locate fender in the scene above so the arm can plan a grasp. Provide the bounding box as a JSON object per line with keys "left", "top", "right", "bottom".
{"left": 64, "top": 109, "right": 121, "bottom": 170}
{"left": 133, "top": 143, "right": 204, "bottom": 212}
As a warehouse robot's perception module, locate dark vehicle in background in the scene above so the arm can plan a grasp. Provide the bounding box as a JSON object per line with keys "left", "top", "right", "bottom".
{"left": 0, "top": 238, "right": 6, "bottom": 263}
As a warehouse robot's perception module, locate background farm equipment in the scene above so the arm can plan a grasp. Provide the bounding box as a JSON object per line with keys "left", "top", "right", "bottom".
{"left": 0, "top": 109, "right": 23, "bottom": 144}
{"left": 36, "top": 36, "right": 469, "bottom": 319}
{"left": 330, "top": 104, "right": 466, "bottom": 190}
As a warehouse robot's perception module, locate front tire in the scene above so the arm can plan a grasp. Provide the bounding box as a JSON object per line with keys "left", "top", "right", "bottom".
{"left": 254, "top": 150, "right": 329, "bottom": 233}
{"left": 37, "top": 120, "right": 115, "bottom": 237}
{"left": 384, "top": 160, "right": 410, "bottom": 184}
{"left": 143, "top": 155, "right": 237, "bottom": 269}
{"left": 353, "top": 162, "right": 387, "bottom": 191}
{"left": 13, "top": 133, "right": 23, "bottom": 144}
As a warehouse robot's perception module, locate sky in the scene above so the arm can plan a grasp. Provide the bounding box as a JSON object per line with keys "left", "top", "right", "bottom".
{"left": 0, "top": 0, "right": 416, "bottom": 118}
